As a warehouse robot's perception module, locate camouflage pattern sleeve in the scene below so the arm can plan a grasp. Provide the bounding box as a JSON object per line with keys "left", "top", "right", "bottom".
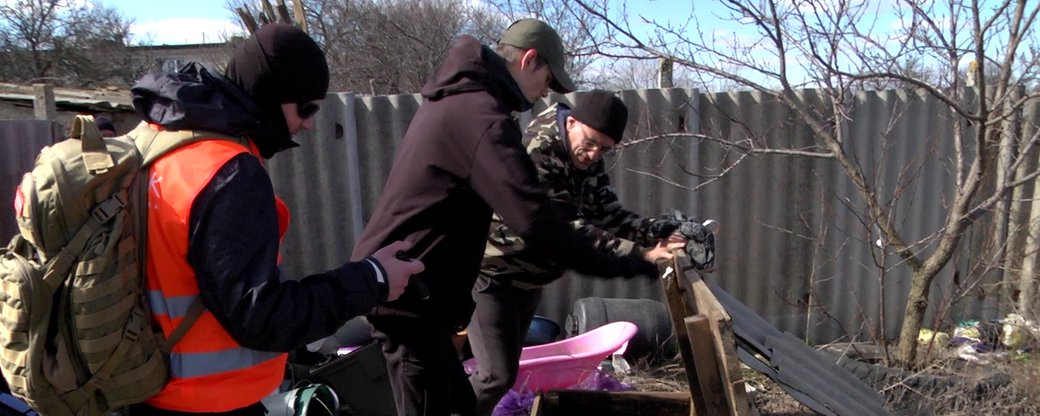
{"left": 572, "top": 170, "right": 659, "bottom": 255}
{"left": 481, "top": 104, "right": 662, "bottom": 284}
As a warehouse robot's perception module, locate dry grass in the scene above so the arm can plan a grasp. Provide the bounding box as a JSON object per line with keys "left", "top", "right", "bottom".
{"left": 614, "top": 350, "right": 1040, "bottom": 416}
{"left": 882, "top": 355, "right": 1040, "bottom": 415}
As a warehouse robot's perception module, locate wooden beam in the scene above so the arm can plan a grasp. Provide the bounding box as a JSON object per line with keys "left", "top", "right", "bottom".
{"left": 678, "top": 255, "right": 751, "bottom": 416}
{"left": 658, "top": 57, "right": 674, "bottom": 88}
{"left": 235, "top": 7, "right": 259, "bottom": 34}
{"left": 33, "top": 84, "right": 55, "bottom": 121}
{"left": 660, "top": 259, "right": 706, "bottom": 415}
{"left": 531, "top": 393, "right": 545, "bottom": 416}
{"left": 685, "top": 315, "right": 727, "bottom": 415}
{"left": 275, "top": 0, "right": 293, "bottom": 25}
{"left": 260, "top": 0, "right": 277, "bottom": 25}
{"left": 292, "top": 0, "right": 308, "bottom": 32}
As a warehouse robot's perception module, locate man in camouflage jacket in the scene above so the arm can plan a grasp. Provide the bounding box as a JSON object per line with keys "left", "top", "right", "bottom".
{"left": 468, "top": 91, "right": 686, "bottom": 415}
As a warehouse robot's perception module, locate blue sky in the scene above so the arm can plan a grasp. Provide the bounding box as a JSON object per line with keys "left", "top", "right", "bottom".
{"left": 105, "top": 0, "right": 244, "bottom": 45}
{"left": 104, "top": 0, "right": 707, "bottom": 46}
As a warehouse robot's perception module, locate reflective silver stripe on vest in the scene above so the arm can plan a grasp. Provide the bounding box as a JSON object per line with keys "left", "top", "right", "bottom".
{"left": 169, "top": 347, "right": 282, "bottom": 379}
{"left": 147, "top": 290, "right": 195, "bottom": 319}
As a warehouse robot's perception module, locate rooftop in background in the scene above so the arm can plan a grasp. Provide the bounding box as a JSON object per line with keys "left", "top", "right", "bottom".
{"left": 0, "top": 83, "right": 132, "bottom": 113}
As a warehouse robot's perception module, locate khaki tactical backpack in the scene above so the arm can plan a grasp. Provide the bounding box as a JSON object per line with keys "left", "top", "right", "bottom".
{"left": 0, "top": 115, "right": 245, "bottom": 415}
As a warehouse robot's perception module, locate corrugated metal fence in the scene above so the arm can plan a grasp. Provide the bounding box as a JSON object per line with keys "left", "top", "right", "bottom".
{"left": 267, "top": 88, "right": 1040, "bottom": 344}
{"left": 3, "top": 88, "right": 1037, "bottom": 344}
{"left": 0, "top": 120, "right": 61, "bottom": 242}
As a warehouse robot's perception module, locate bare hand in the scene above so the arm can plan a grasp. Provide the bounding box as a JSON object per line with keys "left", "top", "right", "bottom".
{"left": 644, "top": 238, "right": 686, "bottom": 262}
{"left": 371, "top": 240, "right": 425, "bottom": 301}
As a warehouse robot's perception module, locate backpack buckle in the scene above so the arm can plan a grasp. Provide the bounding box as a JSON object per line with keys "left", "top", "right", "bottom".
{"left": 91, "top": 194, "right": 127, "bottom": 224}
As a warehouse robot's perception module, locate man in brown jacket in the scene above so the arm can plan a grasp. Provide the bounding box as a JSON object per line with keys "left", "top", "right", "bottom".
{"left": 351, "top": 19, "right": 659, "bottom": 416}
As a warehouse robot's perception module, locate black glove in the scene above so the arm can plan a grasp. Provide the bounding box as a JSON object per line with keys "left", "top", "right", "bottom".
{"left": 652, "top": 210, "right": 716, "bottom": 270}
{"left": 679, "top": 221, "right": 715, "bottom": 270}
{"left": 648, "top": 212, "right": 683, "bottom": 239}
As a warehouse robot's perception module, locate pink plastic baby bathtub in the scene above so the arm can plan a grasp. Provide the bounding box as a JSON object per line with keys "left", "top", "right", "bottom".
{"left": 463, "top": 321, "right": 638, "bottom": 393}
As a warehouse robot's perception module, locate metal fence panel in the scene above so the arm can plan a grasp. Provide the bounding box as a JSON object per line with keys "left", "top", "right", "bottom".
{"left": 0, "top": 120, "right": 60, "bottom": 242}
{"left": 5, "top": 87, "right": 1034, "bottom": 345}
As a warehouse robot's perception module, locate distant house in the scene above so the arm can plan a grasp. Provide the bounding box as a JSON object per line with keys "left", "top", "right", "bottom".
{"left": 132, "top": 42, "right": 237, "bottom": 74}
{"left": 0, "top": 82, "right": 136, "bottom": 134}
{"left": 0, "top": 41, "right": 238, "bottom": 131}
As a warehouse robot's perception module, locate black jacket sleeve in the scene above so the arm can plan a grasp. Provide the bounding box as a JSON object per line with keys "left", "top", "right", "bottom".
{"left": 186, "top": 153, "right": 386, "bottom": 352}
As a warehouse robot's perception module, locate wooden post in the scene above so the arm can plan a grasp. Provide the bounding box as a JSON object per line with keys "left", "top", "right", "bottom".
{"left": 659, "top": 57, "right": 674, "bottom": 88}
{"left": 236, "top": 7, "right": 259, "bottom": 34}
{"left": 33, "top": 84, "right": 55, "bottom": 121}
{"left": 292, "top": 0, "right": 308, "bottom": 32}
{"left": 275, "top": 0, "right": 293, "bottom": 25}
{"left": 529, "top": 253, "right": 753, "bottom": 416}
{"left": 661, "top": 260, "right": 707, "bottom": 415}
{"left": 685, "top": 315, "right": 727, "bottom": 415}
{"left": 531, "top": 393, "right": 546, "bottom": 416}
{"left": 261, "top": 0, "right": 277, "bottom": 25}
{"left": 679, "top": 256, "right": 751, "bottom": 416}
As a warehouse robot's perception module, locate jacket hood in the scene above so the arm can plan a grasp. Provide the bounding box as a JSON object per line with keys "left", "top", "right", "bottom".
{"left": 420, "top": 35, "right": 531, "bottom": 113}
{"left": 131, "top": 62, "right": 295, "bottom": 159}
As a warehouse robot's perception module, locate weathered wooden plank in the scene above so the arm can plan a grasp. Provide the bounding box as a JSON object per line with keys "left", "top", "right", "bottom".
{"left": 275, "top": 0, "right": 293, "bottom": 25}
{"left": 235, "top": 7, "right": 259, "bottom": 34}
{"left": 292, "top": 0, "right": 308, "bottom": 31}
{"left": 260, "top": 0, "right": 277, "bottom": 24}
{"left": 530, "top": 393, "right": 545, "bottom": 416}
{"left": 685, "top": 315, "right": 727, "bottom": 415}
{"left": 660, "top": 259, "right": 706, "bottom": 416}
{"left": 711, "top": 312, "right": 751, "bottom": 416}
{"left": 33, "top": 84, "right": 55, "bottom": 121}
{"left": 678, "top": 255, "right": 751, "bottom": 416}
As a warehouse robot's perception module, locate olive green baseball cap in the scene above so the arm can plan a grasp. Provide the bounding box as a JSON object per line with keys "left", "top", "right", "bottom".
{"left": 499, "top": 18, "right": 577, "bottom": 93}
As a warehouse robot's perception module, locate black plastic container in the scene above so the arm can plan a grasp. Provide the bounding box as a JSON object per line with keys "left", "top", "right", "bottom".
{"left": 304, "top": 342, "right": 396, "bottom": 416}
{"left": 565, "top": 297, "right": 677, "bottom": 363}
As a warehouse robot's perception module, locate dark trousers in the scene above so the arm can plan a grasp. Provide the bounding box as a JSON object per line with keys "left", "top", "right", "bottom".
{"left": 369, "top": 314, "right": 476, "bottom": 416}
{"left": 467, "top": 275, "right": 543, "bottom": 416}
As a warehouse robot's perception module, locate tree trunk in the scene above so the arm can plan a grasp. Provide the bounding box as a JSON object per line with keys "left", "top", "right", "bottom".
{"left": 896, "top": 268, "right": 930, "bottom": 366}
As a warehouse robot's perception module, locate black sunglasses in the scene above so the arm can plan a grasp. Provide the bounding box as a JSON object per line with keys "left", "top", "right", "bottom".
{"left": 297, "top": 102, "right": 320, "bottom": 119}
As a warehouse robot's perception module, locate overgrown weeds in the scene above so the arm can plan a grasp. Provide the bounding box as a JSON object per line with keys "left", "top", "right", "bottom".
{"left": 616, "top": 348, "right": 1040, "bottom": 415}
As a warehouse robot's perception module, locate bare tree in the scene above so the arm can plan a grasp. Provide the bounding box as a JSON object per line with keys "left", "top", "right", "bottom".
{"left": 287, "top": 0, "right": 476, "bottom": 95}
{"left": 572, "top": 0, "right": 1040, "bottom": 366}
{"left": 0, "top": 0, "right": 140, "bottom": 87}
{"left": 483, "top": 0, "right": 612, "bottom": 90}
{"left": 593, "top": 56, "right": 723, "bottom": 90}
{"left": 224, "top": 0, "right": 609, "bottom": 94}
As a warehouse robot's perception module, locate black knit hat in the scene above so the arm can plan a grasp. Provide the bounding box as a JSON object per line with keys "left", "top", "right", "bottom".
{"left": 94, "top": 116, "right": 116, "bottom": 134}
{"left": 225, "top": 23, "right": 329, "bottom": 158}
{"left": 570, "top": 90, "right": 628, "bottom": 143}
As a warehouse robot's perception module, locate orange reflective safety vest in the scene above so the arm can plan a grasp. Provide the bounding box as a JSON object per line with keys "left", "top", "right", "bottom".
{"left": 143, "top": 137, "right": 289, "bottom": 412}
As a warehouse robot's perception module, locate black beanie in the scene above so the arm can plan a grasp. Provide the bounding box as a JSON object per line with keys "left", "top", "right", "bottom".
{"left": 94, "top": 117, "right": 116, "bottom": 133}
{"left": 225, "top": 24, "right": 329, "bottom": 158}
{"left": 570, "top": 90, "right": 628, "bottom": 143}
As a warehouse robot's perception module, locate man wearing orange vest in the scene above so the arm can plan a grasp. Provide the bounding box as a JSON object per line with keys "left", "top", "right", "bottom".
{"left": 128, "top": 24, "right": 423, "bottom": 415}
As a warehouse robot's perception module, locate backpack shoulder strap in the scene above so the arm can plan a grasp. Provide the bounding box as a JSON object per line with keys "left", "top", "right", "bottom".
{"left": 124, "top": 122, "right": 248, "bottom": 349}
{"left": 126, "top": 122, "right": 251, "bottom": 166}
{"left": 161, "top": 298, "right": 205, "bottom": 351}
